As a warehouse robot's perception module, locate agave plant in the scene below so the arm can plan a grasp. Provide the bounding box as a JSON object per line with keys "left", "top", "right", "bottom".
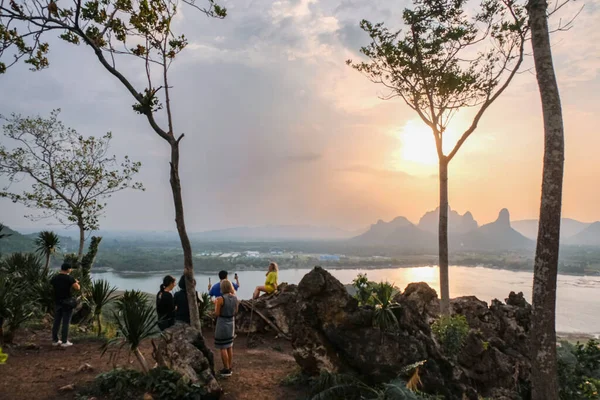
{"left": 88, "top": 279, "right": 117, "bottom": 337}
{"left": 34, "top": 231, "right": 61, "bottom": 275}
{"left": 0, "top": 275, "right": 36, "bottom": 344}
{"left": 0, "top": 253, "right": 45, "bottom": 283}
{"left": 104, "top": 290, "right": 158, "bottom": 373}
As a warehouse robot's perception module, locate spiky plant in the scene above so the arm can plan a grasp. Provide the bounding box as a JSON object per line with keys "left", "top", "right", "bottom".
{"left": 88, "top": 279, "right": 117, "bottom": 337}
{"left": 105, "top": 290, "right": 158, "bottom": 373}
{"left": 0, "top": 253, "right": 44, "bottom": 283}
{"left": 0, "top": 275, "right": 35, "bottom": 344}
{"left": 34, "top": 231, "right": 61, "bottom": 275}
{"left": 371, "top": 282, "right": 400, "bottom": 342}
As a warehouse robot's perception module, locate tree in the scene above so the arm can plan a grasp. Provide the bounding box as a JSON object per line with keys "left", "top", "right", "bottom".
{"left": 0, "top": 111, "right": 143, "bottom": 260}
{"left": 348, "top": 0, "right": 526, "bottom": 314}
{"left": 0, "top": 0, "right": 226, "bottom": 331}
{"left": 527, "top": 0, "right": 566, "bottom": 397}
{"left": 34, "top": 230, "right": 60, "bottom": 275}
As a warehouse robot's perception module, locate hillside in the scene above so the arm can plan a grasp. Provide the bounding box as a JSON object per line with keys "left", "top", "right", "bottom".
{"left": 189, "top": 224, "right": 358, "bottom": 241}
{"left": 418, "top": 206, "right": 478, "bottom": 234}
{"left": 349, "top": 216, "right": 435, "bottom": 249}
{"left": 0, "top": 224, "right": 77, "bottom": 255}
{"left": 456, "top": 209, "right": 534, "bottom": 250}
{"left": 567, "top": 222, "right": 600, "bottom": 246}
{"left": 512, "top": 218, "right": 591, "bottom": 240}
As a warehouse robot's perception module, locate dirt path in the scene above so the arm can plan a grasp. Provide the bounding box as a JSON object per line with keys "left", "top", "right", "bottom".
{"left": 0, "top": 327, "right": 304, "bottom": 400}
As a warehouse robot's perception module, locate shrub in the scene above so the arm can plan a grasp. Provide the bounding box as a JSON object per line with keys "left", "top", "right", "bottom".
{"left": 352, "top": 273, "right": 372, "bottom": 306}
{"left": 87, "top": 279, "right": 117, "bottom": 336}
{"left": 431, "top": 315, "right": 470, "bottom": 358}
{"left": 80, "top": 367, "right": 207, "bottom": 400}
{"left": 558, "top": 339, "right": 600, "bottom": 400}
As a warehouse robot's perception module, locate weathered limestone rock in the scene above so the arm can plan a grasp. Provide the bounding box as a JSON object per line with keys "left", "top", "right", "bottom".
{"left": 152, "top": 323, "right": 221, "bottom": 399}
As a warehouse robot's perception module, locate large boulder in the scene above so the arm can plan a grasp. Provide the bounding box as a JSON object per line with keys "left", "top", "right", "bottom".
{"left": 236, "top": 283, "right": 298, "bottom": 337}
{"left": 152, "top": 323, "right": 221, "bottom": 399}
{"left": 288, "top": 267, "right": 532, "bottom": 400}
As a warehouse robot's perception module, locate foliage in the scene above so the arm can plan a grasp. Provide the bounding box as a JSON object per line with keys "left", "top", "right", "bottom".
{"left": 87, "top": 279, "right": 117, "bottom": 337}
{"left": 80, "top": 367, "right": 208, "bottom": 400}
{"left": 352, "top": 273, "right": 372, "bottom": 306}
{"left": 0, "top": 111, "right": 143, "bottom": 257}
{"left": 558, "top": 340, "right": 600, "bottom": 400}
{"left": 71, "top": 236, "right": 103, "bottom": 291}
{"left": 372, "top": 281, "right": 401, "bottom": 336}
{"left": 0, "top": 274, "right": 36, "bottom": 342}
{"left": 310, "top": 370, "right": 435, "bottom": 400}
{"left": 197, "top": 291, "right": 213, "bottom": 321}
{"left": 431, "top": 315, "right": 470, "bottom": 358}
{"left": 0, "top": 346, "right": 7, "bottom": 363}
{"left": 34, "top": 231, "right": 60, "bottom": 273}
{"left": 104, "top": 290, "right": 158, "bottom": 372}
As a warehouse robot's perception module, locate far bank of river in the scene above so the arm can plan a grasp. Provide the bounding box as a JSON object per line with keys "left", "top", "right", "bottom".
{"left": 92, "top": 265, "right": 600, "bottom": 334}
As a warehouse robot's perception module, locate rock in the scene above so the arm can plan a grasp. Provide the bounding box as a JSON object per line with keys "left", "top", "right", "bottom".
{"left": 236, "top": 283, "right": 298, "bottom": 336}
{"left": 152, "top": 323, "right": 221, "bottom": 398}
{"left": 77, "top": 363, "right": 93, "bottom": 373}
{"left": 58, "top": 384, "right": 74, "bottom": 392}
{"left": 288, "top": 266, "right": 532, "bottom": 400}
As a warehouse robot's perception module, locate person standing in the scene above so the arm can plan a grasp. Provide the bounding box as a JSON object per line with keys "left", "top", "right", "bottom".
{"left": 156, "top": 275, "right": 177, "bottom": 331}
{"left": 208, "top": 270, "right": 240, "bottom": 298}
{"left": 174, "top": 274, "right": 201, "bottom": 324}
{"left": 214, "top": 280, "right": 238, "bottom": 377}
{"left": 50, "top": 263, "right": 80, "bottom": 347}
{"left": 253, "top": 262, "right": 278, "bottom": 299}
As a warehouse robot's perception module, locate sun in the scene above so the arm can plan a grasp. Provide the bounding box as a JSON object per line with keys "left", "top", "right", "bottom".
{"left": 400, "top": 120, "right": 439, "bottom": 165}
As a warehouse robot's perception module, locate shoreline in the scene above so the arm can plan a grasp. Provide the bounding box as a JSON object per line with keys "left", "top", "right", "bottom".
{"left": 93, "top": 263, "right": 600, "bottom": 278}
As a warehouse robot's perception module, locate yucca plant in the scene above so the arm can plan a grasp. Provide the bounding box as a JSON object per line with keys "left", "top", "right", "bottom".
{"left": 34, "top": 231, "right": 61, "bottom": 275}
{"left": 104, "top": 290, "right": 158, "bottom": 373}
{"left": 0, "top": 275, "right": 35, "bottom": 344}
{"left": 0, "top": 253, "right": 45, "bottom": 283}
{"left": 88, "top": 279, "right": 117, "bottom": 337}
{"left": 371, "top": 282, "right": 400, "bottom": 343}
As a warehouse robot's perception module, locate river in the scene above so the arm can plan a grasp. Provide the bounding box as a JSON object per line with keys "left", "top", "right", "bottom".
{"left": 92, "top": 265, "right": 600, "bottom": 334}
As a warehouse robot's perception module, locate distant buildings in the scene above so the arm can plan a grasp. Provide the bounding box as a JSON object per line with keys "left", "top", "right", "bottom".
{"left": 319, "top": 254, "right": 340, "bottom": 261}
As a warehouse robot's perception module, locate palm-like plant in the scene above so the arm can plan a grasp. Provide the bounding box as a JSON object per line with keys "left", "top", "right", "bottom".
{"left": 88, "top": 279, "right": 117, "bottom": 337}
{"left": 0, "top": 275, "right": 35, "bottom": 344}
{"left": 34, "top": 231, "right": 61, "bottom": 275}
{"left": 371, "top": 282, "right": 400, "bottom": 343}
{"left": 105, "top": 290, "right": 158, "bottom": 373}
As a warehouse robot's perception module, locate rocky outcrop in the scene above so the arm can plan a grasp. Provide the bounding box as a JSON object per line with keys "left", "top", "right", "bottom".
{"left": 152, "top": 323, "right": 221, "bottom": 399}
{"left": 234, "top": 267, "right": 533, "bottom": 399}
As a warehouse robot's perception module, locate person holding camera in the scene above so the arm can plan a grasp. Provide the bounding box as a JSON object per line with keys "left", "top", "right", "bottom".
{"left": 50, "top": 263, "right": 80, "bottom": 347}
{"left": 208, "top": 270, "right": 240, "bottom": 298}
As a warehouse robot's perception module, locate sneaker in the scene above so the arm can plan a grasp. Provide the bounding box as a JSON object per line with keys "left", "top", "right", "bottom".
{"left": 60, "top": 341, "right": 73, "bottom": 347}
{"left": 220, "top": 369, "right": 232, "bottom": 377}
{"left": 52, "top": 341, "right": 62, "bottom": 346}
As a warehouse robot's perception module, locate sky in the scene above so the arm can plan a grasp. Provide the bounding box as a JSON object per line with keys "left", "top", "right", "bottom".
{"left": 0, "top": 0, "right": 599, "bottom": 233}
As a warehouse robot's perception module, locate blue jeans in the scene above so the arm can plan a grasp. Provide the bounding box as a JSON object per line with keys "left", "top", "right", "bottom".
{"left": 52, "top": 303, "right": 73, "bottom": 343}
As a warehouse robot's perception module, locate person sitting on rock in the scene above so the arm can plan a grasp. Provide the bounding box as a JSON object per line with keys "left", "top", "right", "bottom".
{"left": 252, "top": 262, "right": 278, "bottom": 299}
{"left": 156, "top": 275, "right": 177, "bottom": 331}
{"left": 208, "top": 270, "right": 240, "bottom": 299}
{"left": 174, "top": 274, "right": 201, "bottom": 325}
{"left": 214, "top": 279, "right": 238, "bottom": 377}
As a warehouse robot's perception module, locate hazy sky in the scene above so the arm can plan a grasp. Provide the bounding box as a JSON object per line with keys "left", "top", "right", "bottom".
{"left": 0, "top": 0, "right": 598, "bottom": 232}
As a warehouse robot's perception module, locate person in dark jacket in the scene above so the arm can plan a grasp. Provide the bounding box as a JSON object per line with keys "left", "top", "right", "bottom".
{"left": 174, "top": 274, "right": 201, "bottom": 324}
{"left": 156, "top": 275, "right": 177, "bottom": 331}
{"left": 50, "top": 263, "right": 80, "bottom": 347}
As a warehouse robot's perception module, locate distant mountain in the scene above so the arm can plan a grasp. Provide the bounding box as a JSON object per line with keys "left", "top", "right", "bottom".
{"left": 189, "top": 225, "right": 359, "bottom": 242}
{"left": 0, "top": 225, "right": 77, "bottom": 254}
{"left": 349, "top": 216, "right": 435, "bottom": 249}
{"left": 418, "top": 206, "right": 478, "bottom": 234}
{"left": 512, "top": 218, "right": 591, "bottom": 240}
{"left": 456, "top": 209, "right": 534, "bottom": 250}
{"left": 566, "top": 222, "right": 600, "bottom": 246}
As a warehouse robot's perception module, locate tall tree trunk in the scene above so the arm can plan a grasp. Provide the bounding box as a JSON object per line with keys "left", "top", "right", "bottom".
{"left": 438, "top": 156, "right": 450, "bottom": 315}
{"left": 169, "top": 141, "right": 200, "bottom": 330}
{"left": 77, "top": 221, "right": 85, "bottom": 263}
{"left": 528, "top": 0, "right": 565, "bottom": 398}
{"left": 44, "top": 254, "right": 50, "bottom": 276}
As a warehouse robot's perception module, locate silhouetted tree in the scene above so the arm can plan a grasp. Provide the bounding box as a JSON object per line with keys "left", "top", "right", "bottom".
{"left": 348, "top": 0, "right": 526, "bottom": 314}
{"left": 0, "top": 111, "right": 143, "bottom": 261}
{"left": 0, "top": 0, "right": 226, "bottom": 331}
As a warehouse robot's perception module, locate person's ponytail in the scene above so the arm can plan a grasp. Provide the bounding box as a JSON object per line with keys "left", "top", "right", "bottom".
{"left": 160, "top": 283, "right": 166, "bottom": 292}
